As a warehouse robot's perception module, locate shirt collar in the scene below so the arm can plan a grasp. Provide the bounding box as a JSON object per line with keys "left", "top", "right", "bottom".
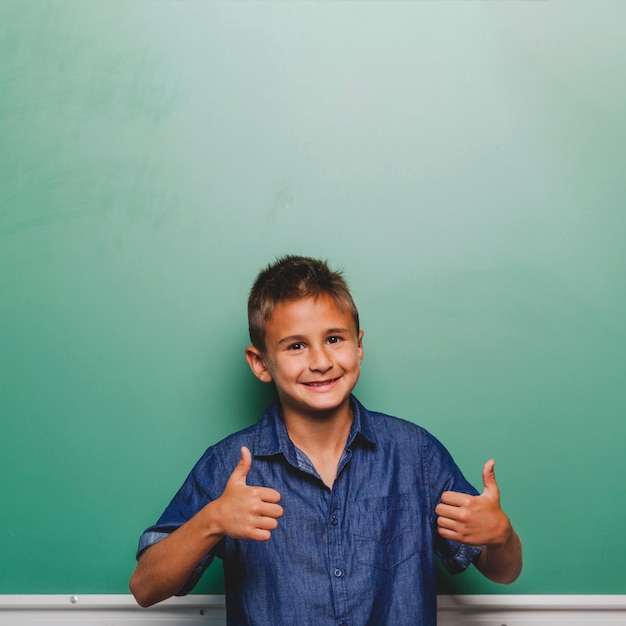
{"left": 347, "top": 395, "right": 378, "bottom": 447}
{"left": 253, "top": 394, "right": 377, "bottom": 462}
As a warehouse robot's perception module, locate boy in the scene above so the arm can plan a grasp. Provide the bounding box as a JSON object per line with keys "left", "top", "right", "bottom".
{"left": 130, "top": 255, "right": 522, "bottom": 624}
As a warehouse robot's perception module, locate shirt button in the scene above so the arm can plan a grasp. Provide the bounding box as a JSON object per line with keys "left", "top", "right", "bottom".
{"left": 333, "top": 568, "right": 343, "bottom": 578}
{"left": 331, "top": 515, "right": 338, "bottom": 526}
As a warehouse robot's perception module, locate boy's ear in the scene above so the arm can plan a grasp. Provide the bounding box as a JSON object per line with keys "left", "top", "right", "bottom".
{"left": 357, "top": 329, "right": 364, "bottom": 362}
{"left": 245, "top": 346, "right": 273, "bottom": 383}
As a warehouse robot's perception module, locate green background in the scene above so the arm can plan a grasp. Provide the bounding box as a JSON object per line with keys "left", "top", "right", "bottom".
{"left": 1, "top": 0, "right": 625, "bottom": 595}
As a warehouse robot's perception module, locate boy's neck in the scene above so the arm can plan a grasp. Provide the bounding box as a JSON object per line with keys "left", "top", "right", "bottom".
{"left": 281, "top": 403, "right": 354, "bottom": 488}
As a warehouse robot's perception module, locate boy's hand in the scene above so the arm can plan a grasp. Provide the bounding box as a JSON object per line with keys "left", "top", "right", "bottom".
{"left": 435, "top": 459, "right": 512, "bottom": 547}
{"left": 213, "top": 446, "right": 283, "bottom": 542}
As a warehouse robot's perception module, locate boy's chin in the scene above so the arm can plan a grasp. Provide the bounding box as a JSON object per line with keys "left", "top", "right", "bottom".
{"left": 281, "top": 395, "right": 353, "bottom": 420}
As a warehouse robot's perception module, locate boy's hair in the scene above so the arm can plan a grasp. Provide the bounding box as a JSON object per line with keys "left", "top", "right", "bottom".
{"left": 248, "top": 255, "right": 360, "bottom": 350}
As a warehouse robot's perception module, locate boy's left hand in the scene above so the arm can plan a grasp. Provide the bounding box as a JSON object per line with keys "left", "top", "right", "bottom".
{"left": 435, "top": 459, "right": 512, "bottom": 547}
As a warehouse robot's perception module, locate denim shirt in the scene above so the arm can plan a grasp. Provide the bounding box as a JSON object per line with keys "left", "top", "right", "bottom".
{"left": 137, "top": 396, "right": 482, "bottom": 625}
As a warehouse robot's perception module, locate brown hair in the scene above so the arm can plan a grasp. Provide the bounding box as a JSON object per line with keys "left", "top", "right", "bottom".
{"left": 248, "top": 255, "right": 360, "bottom": 350}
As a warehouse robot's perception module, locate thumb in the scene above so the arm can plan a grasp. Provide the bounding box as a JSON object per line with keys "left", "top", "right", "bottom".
{"left": 228, "top": 446, "right": 252, "bottom": 487}
{"left": 481, "top": 459, "right": 500, "bottom": 500}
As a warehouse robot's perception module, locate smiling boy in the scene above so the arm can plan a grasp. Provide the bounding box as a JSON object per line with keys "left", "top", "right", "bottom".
{"left": 130, "top": 255, "right": 522, "bottom": 624}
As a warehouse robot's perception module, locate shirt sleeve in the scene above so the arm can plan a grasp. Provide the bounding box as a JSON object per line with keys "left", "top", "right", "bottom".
{"left": 421, "top": 431, "right": 484, "bottom": 574}
{"left": 134, "top": 448, "right": 225, "bottom": 595}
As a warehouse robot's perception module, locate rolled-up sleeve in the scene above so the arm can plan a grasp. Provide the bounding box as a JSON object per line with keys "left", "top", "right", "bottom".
{"left": 423, "top": 431, "right": 484, "bottom": 574}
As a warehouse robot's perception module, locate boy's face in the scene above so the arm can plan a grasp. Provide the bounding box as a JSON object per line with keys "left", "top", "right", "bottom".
{"left": 245, "top": 294, "right": 364, "bottom": 423}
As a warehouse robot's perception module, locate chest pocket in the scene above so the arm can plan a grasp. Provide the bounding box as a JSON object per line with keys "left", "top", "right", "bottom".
{"left": 352, "top": 493, "right": 419, "bottom": 571}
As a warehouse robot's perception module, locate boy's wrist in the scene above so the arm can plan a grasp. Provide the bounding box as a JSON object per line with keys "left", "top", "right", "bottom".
{"left": 196, "top": 499, "right": 228, "bottom": 542}
{"left": 486, "top": 514, "right": 514, "bottom": 549}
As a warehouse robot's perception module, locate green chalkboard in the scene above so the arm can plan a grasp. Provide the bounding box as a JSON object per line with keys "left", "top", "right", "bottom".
{"left": 2, "top": 0, "right": 625, "bottom": 596}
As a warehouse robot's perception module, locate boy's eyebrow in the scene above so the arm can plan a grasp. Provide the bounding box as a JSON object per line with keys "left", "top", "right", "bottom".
{"left": 325, "top": 327, "right": 352, "bottom": 335}
{"left": 276, "top": 334, "right": 306, "bottom": 346}
{"left": 276, "top": 328, "right": 352, "bottom": 346}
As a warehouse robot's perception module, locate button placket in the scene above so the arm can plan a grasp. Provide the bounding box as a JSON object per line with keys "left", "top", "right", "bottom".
{"left": 327, "top": 481, "right": 348, "bottom": 622}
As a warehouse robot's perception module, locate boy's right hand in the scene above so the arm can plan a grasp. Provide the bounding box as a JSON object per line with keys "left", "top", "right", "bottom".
{"left": 214, "top": 446, "right": 283, "bottom": 542}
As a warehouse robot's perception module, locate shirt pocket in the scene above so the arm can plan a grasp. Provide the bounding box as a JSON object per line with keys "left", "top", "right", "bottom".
{"left": 352, "top": 493, "right": 419, "bottom": 571}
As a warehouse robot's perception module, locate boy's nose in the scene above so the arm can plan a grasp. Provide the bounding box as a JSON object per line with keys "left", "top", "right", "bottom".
{"left": 308, "top": 346, "right": 333, "bottom": 372}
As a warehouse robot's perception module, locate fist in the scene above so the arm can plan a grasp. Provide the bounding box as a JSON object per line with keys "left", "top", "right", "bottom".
{"left": 435, "top": 459, "right": 512, "bottom": 547}
{"left": 216, "top": 446, "right": 284, "bottom": 542}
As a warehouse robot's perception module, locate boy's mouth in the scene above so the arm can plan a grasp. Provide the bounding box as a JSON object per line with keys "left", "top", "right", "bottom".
{"left": 302, "top": 377, "right": 340, "bottom": 388}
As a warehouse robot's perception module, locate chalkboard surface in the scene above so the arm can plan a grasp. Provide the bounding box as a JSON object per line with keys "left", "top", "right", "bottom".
{"left": 2, "top": 0, "right": 625, "bottom": 595}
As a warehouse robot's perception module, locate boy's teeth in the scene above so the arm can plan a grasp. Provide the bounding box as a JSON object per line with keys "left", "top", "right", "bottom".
{"left": 307, "top": 379, "right": 335, "bottom": 386}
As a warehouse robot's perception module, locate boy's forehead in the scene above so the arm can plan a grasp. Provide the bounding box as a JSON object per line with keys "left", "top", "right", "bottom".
{"left": 265, "top": 295, "right": 356, "bottom": 333}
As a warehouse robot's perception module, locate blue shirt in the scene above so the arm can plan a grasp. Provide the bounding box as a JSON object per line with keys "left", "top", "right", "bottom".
{"left": 137, "top": 396, "right": 483, "bottom": 625}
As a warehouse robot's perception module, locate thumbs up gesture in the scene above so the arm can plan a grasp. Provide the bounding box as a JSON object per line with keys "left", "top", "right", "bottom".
{"left": 435, "top": 460, "right": 512, "bottom": 547}
{"left": 214, "top": 446, "right": 283, "bottom": 542}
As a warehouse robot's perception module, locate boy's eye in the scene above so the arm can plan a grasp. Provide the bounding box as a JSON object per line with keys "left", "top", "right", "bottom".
{"left": 327, "top": 336, "right": 342, "bottom": 344}
{"left": 288, "top": 343, "right": 305, "bottom": 351}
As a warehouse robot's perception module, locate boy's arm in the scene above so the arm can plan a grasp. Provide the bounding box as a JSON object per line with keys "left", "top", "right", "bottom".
{"left": 474, "top": 524, "right": 522, "bottom": 584}
{"left": 435, "top": 459, "right": 522, "bottom": 584}
{"left": 129, "top": 447, "right": 283, "bottom": 607}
